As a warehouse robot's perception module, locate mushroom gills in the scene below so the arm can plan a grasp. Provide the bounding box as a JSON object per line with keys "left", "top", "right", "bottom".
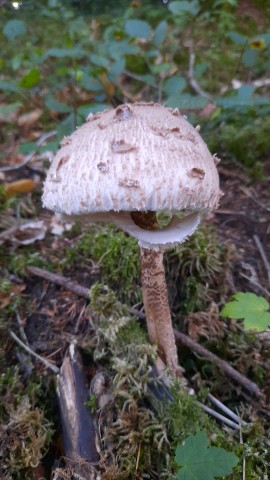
{"left": 113, "top": 211, "right": 201, "bottom": 250}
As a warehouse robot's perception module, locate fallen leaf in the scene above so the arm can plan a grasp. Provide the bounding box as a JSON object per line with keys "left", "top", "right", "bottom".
{"left": 3, "top": 179, "right": 36, "bottom": 198}
{"left": 17, "top": 109, "right": 42, "bottom": 127}
{"left": 0, "top": 220, "right": 47, "bottom": 246}
{"left": 0, "top": 282, "right": 26, "bottom": 309}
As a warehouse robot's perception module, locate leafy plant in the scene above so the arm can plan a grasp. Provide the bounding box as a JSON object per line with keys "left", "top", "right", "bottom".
{"left": 221, "top": 292, "right": 270, "bottom": 332}
{"left": 175, "top": 431, "right": 238, "bottom": 480}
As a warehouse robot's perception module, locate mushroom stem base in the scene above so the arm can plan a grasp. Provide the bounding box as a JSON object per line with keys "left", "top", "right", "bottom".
{"left": 140, "top": 247, "right": 182, "bottom": 376}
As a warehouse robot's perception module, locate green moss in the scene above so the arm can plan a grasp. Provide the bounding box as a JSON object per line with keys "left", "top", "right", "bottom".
{"left": 9, "top": 251, "right": 53, "bottom": 277}
{"left": 65, "top": 225, "right": 140, "bottom": 304}
{"left": 0, "top": 368, "right": 54, "bottom": 480}
{"left": 165, "top": 223, "right": 228, "bottom": 314}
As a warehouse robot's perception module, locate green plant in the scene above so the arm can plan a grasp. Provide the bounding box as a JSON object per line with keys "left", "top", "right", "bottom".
{"left": 174, "top": 431, "right": 238, "bottom": 480}
{"left": 9, "top": 251, "right": 52, "bottom": 276}
{"left": 221, "top": 292, "right": 270, "bottom": 332}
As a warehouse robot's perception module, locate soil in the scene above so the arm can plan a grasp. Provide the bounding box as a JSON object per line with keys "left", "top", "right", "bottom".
{"left": 214, "top": 159, "right": 270, "bottom": 295}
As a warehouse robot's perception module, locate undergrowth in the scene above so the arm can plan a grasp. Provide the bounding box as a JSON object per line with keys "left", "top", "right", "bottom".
{"left": 0, "top": 368, "right": 54, "bottom": 480}
{"left": 77, "top": 284, "right": 270, "bottom": 479}
{"left": 64, "top": 221, "right": 230, "bottom": 315}
{"left": 203, "top": 108, "right": 270, "bottom": 179}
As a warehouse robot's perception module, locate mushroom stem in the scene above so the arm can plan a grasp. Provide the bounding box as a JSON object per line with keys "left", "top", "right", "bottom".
{"left": 140, "top": 246, "right": 182, "bottom": 376}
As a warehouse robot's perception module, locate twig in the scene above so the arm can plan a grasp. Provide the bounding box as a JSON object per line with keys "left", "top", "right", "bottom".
{"left": 196, "top": 401, "right": 240, "bottom": 430}
{"left": 240, "top": 186, "right": 270, "bottom": 212}
{"left": 173, "top": 329, "right": 262, "bottom": 399}
{"left": 15, "top": 309, "right": 29, "bottom": 346}
{"left": 253, "top": 234, "right": 270, "bottom": 287}
{"left": 240, "top": 272, "right": 270, "bottom": 299}
{"left": 208, "top": 393, "right": 247, "bottom": 427}
{"left": 9, "top": 330, "right": 59, "bottom": 374}
{"left": 27, "top": 266, "right": 90, "bottom": 297}
{"left": 187, "top": 52, "right": 212, "bottom": 100}
{"left": 152, "top": 357, "right": 245, "bottom": 430}
{"left": 0, "top": 130, "right": 56, "bottom": 172}
{"left": 239, "top": 414, "right": 246, "bottom": 480}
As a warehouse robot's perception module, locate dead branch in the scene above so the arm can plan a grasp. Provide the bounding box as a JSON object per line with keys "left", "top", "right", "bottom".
{"left": 253, "top": 234, "right": 270, "bottom": 287}
{"left": 9, "top": 329, "right": 59, "bottom": 374}
{"left": 0, "top": 130, "right": 56, "bottom": 172}
{"left": 173, "top": 329, "right": 262, "bottom": 399}
{"left": 27, "top": 266, "right": 90, "bottom": 297}
{"left": 187, "top": 52, "right": 212, "bottom": 100}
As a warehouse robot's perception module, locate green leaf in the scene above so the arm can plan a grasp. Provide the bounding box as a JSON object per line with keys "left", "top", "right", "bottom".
{"left": 79, "top": 75, "right": 104, "bottom": 92}
{"left": 125, "top": 20, "right": 152, "bottom": 40}
{"left": 242, "top": 49, "right": 258, "bottom": 67}
{"left": 77, "top": 103, "right": 110, "bottom": 119}
{"left": 44, "top": 47, "right": 87, "bottom": 59}
{"left": 227, "top": 31, "right": 247, "bottom": 45}
{"left": 221, "top": 293, "right": 270, "bottom": 332}
{"left": 107, "top": 59, "right": 125, "bottom": 83}
{"left": 133, "top": 74, "right": 156, "bottom": 85}
{"left": 153, "top": 21, "right": 167, "bottom": 46}
{"left": 164, "top": 76, "right": 186, "bottom": 96}
{"left": 108, "top": 41, "right": 140, "bottom": 60}
{"left": 39, "top": 141, "right": 59, "bottom": 153}
{"left": 175, "top": 432, "right": 238, "bottom": 480}
{"left": 45, "top": 96, "right": 73, "bottom": 114}
{"left": 3, "top": 19, "right": 26, "bottom": 40}
{"left": 167, "top": 94, "right": 207, "bottom": 109}
{"left": 19, "top": 142, "right": 37, "bottom": 154}
{"left": 90, "top": 54, "right": 109, "bottom": 68}
{"left": 0, "top": 81, "right": 22, "bottom": 94}
{"left": 19, "top": 68, "right": 40, "bottom": 89}
{"left": 168, "top": 1, "right": 200, "bottom": 16}
{"left": 0, "top": 102, "right": 22, "bottom": 115}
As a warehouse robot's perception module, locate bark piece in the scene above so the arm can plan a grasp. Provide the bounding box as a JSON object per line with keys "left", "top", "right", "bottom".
{"left": 57, "top": 344, "right": 99, "bottom": 477}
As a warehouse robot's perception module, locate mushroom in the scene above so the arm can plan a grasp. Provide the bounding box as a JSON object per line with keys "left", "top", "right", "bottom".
{"left": 43, "top": 103, "right": 221, "bottom": 376}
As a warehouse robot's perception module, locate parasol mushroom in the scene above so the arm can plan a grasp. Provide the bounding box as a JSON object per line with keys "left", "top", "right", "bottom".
{"left": 43, "top": 103, "right": 221, "bottom": 376}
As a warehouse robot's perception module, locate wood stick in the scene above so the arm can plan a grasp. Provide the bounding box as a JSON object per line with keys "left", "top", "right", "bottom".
{"left": 173, "top": 329, "right": 262, "bottom": 399}
{"left": 27, "top": 266, "right": 90, "bottom": 297}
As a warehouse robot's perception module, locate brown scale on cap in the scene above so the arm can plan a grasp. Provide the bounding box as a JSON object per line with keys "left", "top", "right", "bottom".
{"left": 56, "top": 155, "right": 69, "bottom": 172}
{"left": 188, "top": 168, "right": 205, "bottom": 180}
{"left": 111, "top": 139, "right": 137, "bottom": 154}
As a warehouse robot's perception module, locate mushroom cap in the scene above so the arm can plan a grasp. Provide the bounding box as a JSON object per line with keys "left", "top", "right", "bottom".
{"left": 43, "top": 103, "right": 221, "bottom": 216}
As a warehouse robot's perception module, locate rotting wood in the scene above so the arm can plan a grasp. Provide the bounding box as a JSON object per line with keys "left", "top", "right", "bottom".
{"left": 57, "top": 344, "right": 99, "bottom": 478}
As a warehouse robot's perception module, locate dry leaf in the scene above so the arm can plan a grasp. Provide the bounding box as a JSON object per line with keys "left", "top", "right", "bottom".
{"left": 4, "top": 179, "right": 36, "bottom": 198}
{"left": 17, "top": 109, "right": 42, "bottom": 127}
{"left": 0, "top": 282, "right": 26, "bottom": 309}
{"left": 0, "top": 220, "right": 47, "bottom": 246}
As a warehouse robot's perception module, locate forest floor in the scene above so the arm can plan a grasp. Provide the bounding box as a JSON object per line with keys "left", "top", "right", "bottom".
{"left": 1, "top": 119, "right": 270, "bottom": 479}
